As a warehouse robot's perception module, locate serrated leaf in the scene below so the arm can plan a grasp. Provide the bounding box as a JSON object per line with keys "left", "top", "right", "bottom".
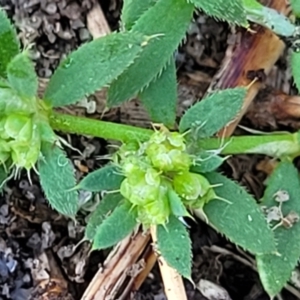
{"left": 191, "top": 150, "right": 224, "bottom": 173}
{"left": 201, "top": 172, "right": 276, "bottom": 255}
{"left": 168, "top": 189, "right": 190, "bottom": 218}
{"left": 92, "top": 201, "right": 137, "bottom": 250}
{"left": 139, "top": 58, "right": 177, "bottom": 127}
{"left": 38, "top": 143, "right": 78, "bottom": 217}
{"left": 44, "top": 32, "right": 147, "bottom": 107}
{"left": 291, "top": 51, "right": 300, "bottom": 92}
{"left": 256, "top": 161, "right": 300, "bottom": 297}
{"left": 7, "top": 52, "right": 38, "bottom": 98}
{"left": 190, "top": 0, "right": 247, "bottom": 26}
{"left": 291, "top": 0, "right": 300, "bottom": 16}
{"left": 157, "top": 215, "right": 192, "bottom": 279}
{"left": 107, "top": 0, "right": 193, "bottom": 106}
{"left": 179, "top": 87, "right": 246, "bottom": 138}
{"left": 0, "top": 9, "right": 19, "bottom": 78}
{"left": 85, "top": 193, "right": 123, "bottom": 241}
{"left": 77, "top": 164, "right": 124, "bottom": 192}
{"left": 121, "top": 0, "right": 157, "bottom": 30}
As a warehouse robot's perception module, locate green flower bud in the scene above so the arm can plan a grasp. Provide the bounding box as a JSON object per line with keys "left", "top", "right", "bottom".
{"left": 137, "top": 184, "right": 170, "bottom": 226}
{"left": 0, "top": 141, "right": 10, "bottom": 164}
{"left": 173, "top": 172, "right": 211, "bottom": 200}
{"left": 120, "top": 168, "right": 161, "bottom": 206}
{"left": 9, "top": 127, "right": 41, "bottom": 170}
{"left": 5, "top": 114, "right": 33, "bottom": 141}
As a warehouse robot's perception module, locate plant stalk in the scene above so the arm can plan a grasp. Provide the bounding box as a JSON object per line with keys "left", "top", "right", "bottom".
{"left": 51, "top": 111, "right": 300, "bottom": 158}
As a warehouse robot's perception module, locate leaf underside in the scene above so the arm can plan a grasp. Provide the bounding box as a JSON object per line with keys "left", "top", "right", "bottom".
{"left": 0, "top": 9, "right": 19, "bottom": 78}
{"left": 38, "top": 143, "right": 78, "bottom": 217}
{"left": 179, "top": 87, "right": 247, "bottom": 138}
{"left": 107, "top": 0, "right": 194, "bottom": 106}
{"left": 157, "top": 215, "right": 192, "bottom": 279}
{"left": 202, "top": 172, "right": 276, "bottom": 255}
{"left": 44, "top": 31, "right": 146, "bottom": 107}
{"left": 256, "top": 161, "right": 300, "bottom": 297}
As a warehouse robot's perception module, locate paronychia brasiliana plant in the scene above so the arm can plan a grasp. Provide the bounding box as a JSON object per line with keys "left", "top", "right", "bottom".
{"left": 1, "top": 0, "right": 300, "bottom": 297}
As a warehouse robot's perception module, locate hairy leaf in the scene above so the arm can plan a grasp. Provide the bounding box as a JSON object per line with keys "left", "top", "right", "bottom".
{"left": 291, "top": 51, "right": 300, "bottom": 92}
{"left": 256, "top": 161, "right": 300, "bottom": 297}
{"left": 121, "top": 0, "right": 157, "bottom": 30}
{"left": 85, "top": 193, "right": 123, "bottom": 241}
{"left": 199, "top": 172, "right": 276, "bottom": 255}
{"left": 76, "top": 164, "right": 124, "bottom": 192}
{"left": 7, "top": 52, "right": 38, "bottom": 98}
{"left": 107, "top": 0, "right": 193, "bottom": 106}
{"left": 190, "top": 0, "right": 247, "bottom": 26}
{"left": 44, "top": 32, "right": 147, "bottom": 107}
{"left": 38, "top": 143, "right": 78, "bottom": 217}
{"left": 291, "top": 0, "right": 300, "bottom": 16}
{"left": 139, "top": 58, "right": 177, "bottom": 127}
{"left": 243, "top": 0, "right": 295, "bottom": 37}
{"left": 191, "top": 150, "right": 225, "bottom": 173}
{"left": 157, "top": 215, "right": 192, "bottom": 279}
{"left": 92, "top": 201, "right": 137, "bottom": 250}
{"left": 179, "top": 87, "right": 246, "bottom": 138}
{"left": 0, "top": 9, "right": 19, "bottom": 77}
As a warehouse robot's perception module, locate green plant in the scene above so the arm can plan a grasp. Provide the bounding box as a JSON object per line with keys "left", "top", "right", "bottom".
{"left": 1, "top": 0, "right": 300, "bottom": 297}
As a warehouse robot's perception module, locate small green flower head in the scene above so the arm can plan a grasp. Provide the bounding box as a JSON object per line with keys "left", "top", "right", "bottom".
{"left": 146, "top": 130, "right": 191, "bottom": 172}
{"left": 120, "top": 168, "right": 161, "bottom": 206}
{"left": 137, "top": 183, "right": 170, "bottom": 226}
{"left": 173, "top": 172, "right": 211, "bottom": 200}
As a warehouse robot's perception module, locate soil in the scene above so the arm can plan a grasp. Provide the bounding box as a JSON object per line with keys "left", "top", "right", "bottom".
{"left": 0, "top": 1, "right": 299, "bottom": 300}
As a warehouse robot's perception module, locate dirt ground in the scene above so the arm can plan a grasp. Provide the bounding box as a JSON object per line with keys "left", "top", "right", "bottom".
{"left": 0, "top": 1, "right": 300, "bottom": 300}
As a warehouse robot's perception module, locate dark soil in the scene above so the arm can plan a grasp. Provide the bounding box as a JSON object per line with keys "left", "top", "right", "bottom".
{"left": 0, "top": 1, "right": 299, "bottom": 300}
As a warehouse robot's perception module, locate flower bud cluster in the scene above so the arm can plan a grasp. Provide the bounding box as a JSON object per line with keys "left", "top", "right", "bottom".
{"left": 116, "top": 127, "right": 217, "bottom": 227}
{"left": 0, "top": 86, "right": 57, "bottom": 171}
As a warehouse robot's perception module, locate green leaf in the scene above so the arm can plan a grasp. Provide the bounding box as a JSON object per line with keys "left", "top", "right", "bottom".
{"left": 76, "top": 164, "right": 124, "bottom": 192}
{"left": 85, "top": 193, "right": 123, "bottom": 241}
{"left": 168, "top": 189, "right": 190, "bottom": 218}
{"left": 7, "top": 52, "right": 38, "bottom": 98}
{"left": 191, "top": 151, "right": 225, "bottom": 173}
{"left": 291, "top": 0, "right": 300, "bottom": 16}
{"left": 256, "top": 161, "right": 300, "bottom": 297}
{"left": 201, "top": 172, "right": 276, "bottom": 255}
{"left": 107, "top": 0, "right": 193, "bottom": 106}
{"left": 291, "top": 51, "right": 300, "bottom": 92}
{"left": 44, "top": 32, "right": 147, "bottom": 107}
{"left": 92, "top": 201, "right": 137, "bottom": 250}
{"left": 139, "top": 58, "right": 177, "bottom": 127}
{"left": 190, "top": 0, "right": 247, "bottom": 26}
{"left": 121, "top": 0, "right": 157, "bottom": 30}
{"left": 38, "top": 143, "right": 78, "bottom": 217}
{"left": 0, "top": 9, "right": 19, "bottom": 78}
{"left": 243, "top": 0, "right": 295, "bottom": 37}
{"left": 179, "top": 87, "right": 246, "bottom": 138}
{"left": 157, "top": 215, "right": 192, "bottom": 279}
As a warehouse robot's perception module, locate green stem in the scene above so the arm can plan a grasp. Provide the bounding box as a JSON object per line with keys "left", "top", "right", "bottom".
{"left": 199, "top": 133, "right": 300, "bottom": 158}
{"left": 50, "top": 111, "right": 152, "bottom": 143}
{"left": 51, "top": 111, "right": 300, "bottom": 158}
